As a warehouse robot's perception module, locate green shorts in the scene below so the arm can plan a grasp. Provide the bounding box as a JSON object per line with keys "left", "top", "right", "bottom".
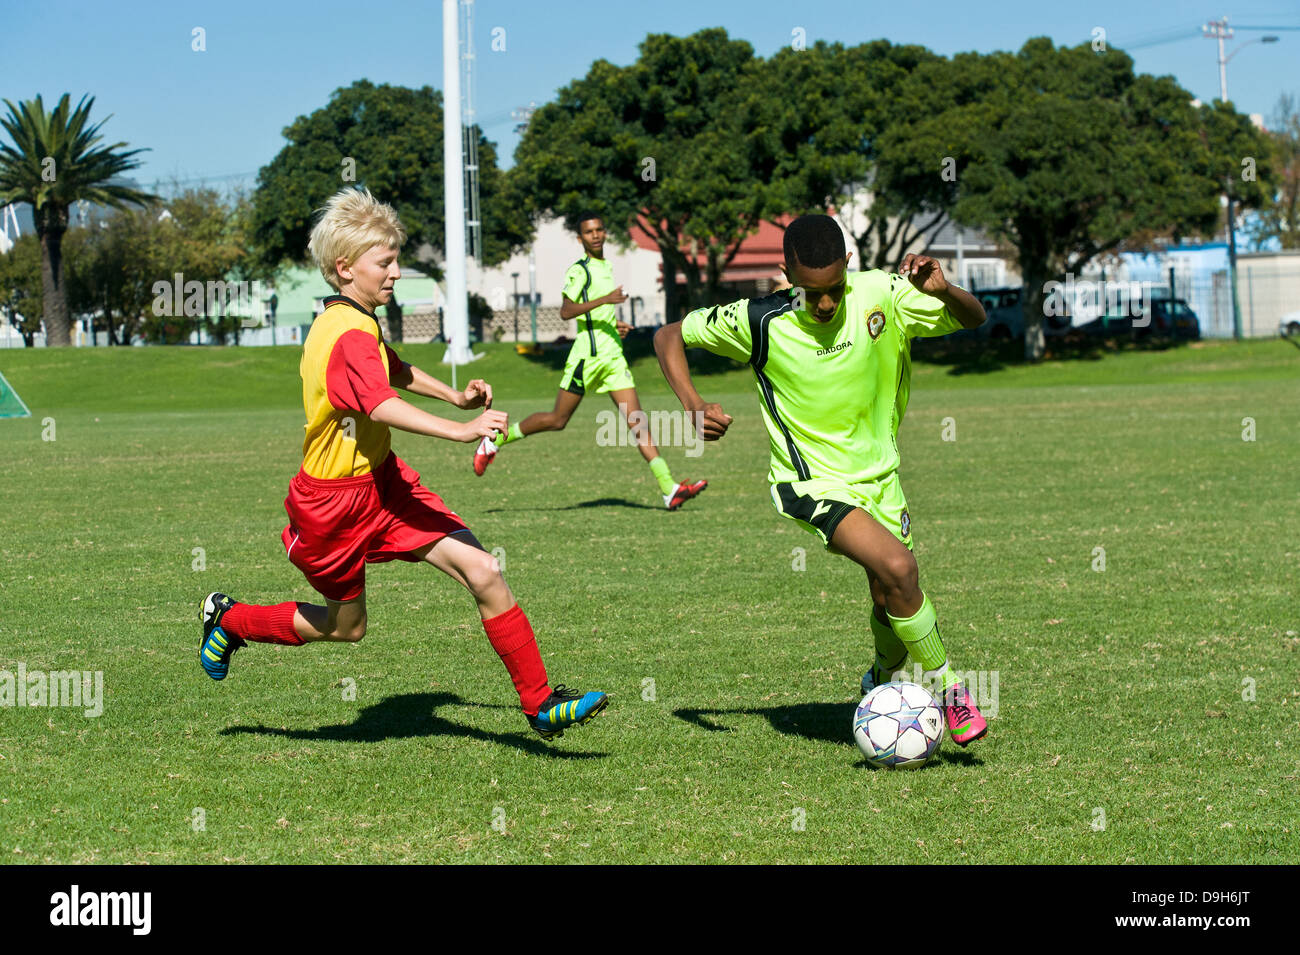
{"left": 770, "top": 474, "right": 913, "bottom": 551}
{"left": 559, "top": 345, "right": 634, "bottom": 396}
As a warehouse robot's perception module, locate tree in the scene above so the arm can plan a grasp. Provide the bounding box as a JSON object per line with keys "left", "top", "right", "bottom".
{"left": 508, "top": 29, "right": 771, "bottom": 317}
{"left": 0, "top": 94, "right": 155, "bottom": 346}
{"left": 0, "top": 233, "right": 45, "bottom": 346}
{"left": 58, "top": 188, "right": 255, "bottom": 345}
{"left": 164, "top": 188, "right": 249, "bottom": 344}
{"left": 752, "top": 40, "right": 950, "bottom": 269}
{"left": 65, "top": 205, "right": 163, "bottom": 345}
{"left": 876, "top": 39, "right": 1274, "bottom": 359}
{"left": 250, "top": 80, "right": 528, "bottom": 275}
{"left": 1248, "top": 93, "right": 1300, "bottom": 250}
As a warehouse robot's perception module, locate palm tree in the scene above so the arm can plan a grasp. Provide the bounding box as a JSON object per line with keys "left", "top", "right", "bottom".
{"left": 0, "top": 94, "right": 155, "bottom": 346}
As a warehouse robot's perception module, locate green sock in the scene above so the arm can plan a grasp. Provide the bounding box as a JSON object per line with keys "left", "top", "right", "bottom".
{"left": 495, "top": 422, "right": 524, "bottom": 447}
{"left": 870, "top": 611, "right": 908, "bottom": 683}
{"left": 888, "top": 593, "right": 960, "bottom": 691}
{"left": 648, "top": 456, "right": 675, "bottom": 495}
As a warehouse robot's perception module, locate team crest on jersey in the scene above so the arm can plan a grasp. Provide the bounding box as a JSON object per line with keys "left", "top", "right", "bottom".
{"left": 900, "top": 509, "right": 911, "bottom": 538}
{"left": 867, "top": 307, "right": 886, "bottom": 340}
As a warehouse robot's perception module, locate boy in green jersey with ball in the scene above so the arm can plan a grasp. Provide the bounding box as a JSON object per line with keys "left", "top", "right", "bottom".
{"left": 654, "top": 214, "right": 989, "bottom": 746}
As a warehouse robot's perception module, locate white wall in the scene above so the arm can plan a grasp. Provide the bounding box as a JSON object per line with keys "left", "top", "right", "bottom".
{"left": 468, "top": 217, "right": 667, "bottom": 327}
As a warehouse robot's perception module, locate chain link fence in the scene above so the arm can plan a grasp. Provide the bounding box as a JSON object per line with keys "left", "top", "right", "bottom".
{"left": 383, "top": 305, "right": 584, "bottom": 345}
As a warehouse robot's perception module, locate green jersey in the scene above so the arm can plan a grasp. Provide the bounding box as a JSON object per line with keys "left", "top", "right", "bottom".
{"left": 680, "top": 270, "right": 962, "bottom": 485}
{"left": 562, "top": 256, "right": 621, "bottom": 358}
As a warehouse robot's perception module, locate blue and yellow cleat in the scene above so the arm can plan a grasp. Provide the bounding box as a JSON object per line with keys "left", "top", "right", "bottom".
{"left": 199, "top": 592, "right": 246, "bottom": 681}
{"left": 860, "top": 663, "right": 889, "bottom": 698}
{"left": 527, "top": 684, "right": 609, "bottom": 740}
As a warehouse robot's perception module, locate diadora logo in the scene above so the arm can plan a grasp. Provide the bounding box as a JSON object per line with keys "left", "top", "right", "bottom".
{"left": 816, "top": 340, "right": 852, "bottom": 357}
{"left": 867, "top": 308, "right": 886, "bottom": 340}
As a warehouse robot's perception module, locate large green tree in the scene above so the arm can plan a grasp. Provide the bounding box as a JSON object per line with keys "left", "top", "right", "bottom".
{"left": 751, "top": 40, "right": 951, "bottom": 269}
{"left": 508, "top": 29, "right": 774, "bottom": 317}
{"left": 250, "top": 80, "right": 528, "bottom": 275}
{"left": 0, "top": 94, "right": 155, "bottom": 346}
{"left": 876, "top": 39, "right": 1274, "bottom": 359}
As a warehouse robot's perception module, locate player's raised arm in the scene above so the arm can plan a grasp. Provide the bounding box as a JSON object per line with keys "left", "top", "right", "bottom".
{"left": 898, "top": 253, "right": 986, "bottom": 329}
{"left": 653, "top": 321, "right": 732, "bottom": 440}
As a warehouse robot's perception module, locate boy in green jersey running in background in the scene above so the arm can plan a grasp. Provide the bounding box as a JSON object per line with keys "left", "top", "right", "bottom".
{"left": 474, "top": 213, "right": 708, "bottom": 511}
{"left": 653, "top": 214, "right": 990, "bottom": 746}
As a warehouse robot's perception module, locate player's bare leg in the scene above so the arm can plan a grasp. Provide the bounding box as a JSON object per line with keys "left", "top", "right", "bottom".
{"left": 828, "top": 508, "right": 922, "bottom": 614}
{"left": 610, "top": 386, "right": 707, "bottom": 509}
{"left": 200, "top": 589, "right": 368, "bottom": 679}
{"left": 520, "top": 388, "right": 583, "bottom": 435}
{"left": 609, "top": 387, "right": 660, "bottom": 464}
{"left": 417, "top": 530, "right": 515, "bottom": 618}
{"left": 415, "top": 529, "right": 607, "bottom": 738}
{"left": 292, "top": 594, "right": 368, "bottom": 642}
{"left": 860, "top": 569, "right": 909, "bottom": 695}
{"left": 830, "top": 508, "right": 986, "bottom": 745}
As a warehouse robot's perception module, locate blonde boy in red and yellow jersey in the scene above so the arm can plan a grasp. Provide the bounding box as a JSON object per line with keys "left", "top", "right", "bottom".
{"left": 197, "top": 188, "right": 608, "bottom": 740}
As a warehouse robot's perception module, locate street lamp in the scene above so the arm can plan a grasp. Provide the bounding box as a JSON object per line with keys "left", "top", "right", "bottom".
{"left": 1215, "top": 31, "right": 1280, "bottom": 101}
{"left": 1203, "top": 18, "right": 1281, "bottom": 339}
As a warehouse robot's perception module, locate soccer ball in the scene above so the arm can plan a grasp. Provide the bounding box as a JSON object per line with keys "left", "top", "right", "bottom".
{"left": 853, "top": 681, "right": 944, "bottom": 769}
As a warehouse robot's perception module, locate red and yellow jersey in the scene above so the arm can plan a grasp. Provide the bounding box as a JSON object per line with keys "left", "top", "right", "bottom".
{"left": 298, "top": 294, "right": 406, "bottom": 480}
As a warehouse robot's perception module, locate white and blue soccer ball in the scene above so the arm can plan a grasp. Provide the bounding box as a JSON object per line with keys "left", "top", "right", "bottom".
{"left": 853, "top": 681, "right": 944, "bottom": 769}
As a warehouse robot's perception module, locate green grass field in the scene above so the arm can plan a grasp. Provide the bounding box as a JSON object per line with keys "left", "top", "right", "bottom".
{"left": 1, "top": 338, "right": 1297, "bottom": 863}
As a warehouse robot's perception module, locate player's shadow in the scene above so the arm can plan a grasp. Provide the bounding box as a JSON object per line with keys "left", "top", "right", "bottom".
{"left": 486, "top": 497, "right": 659, "bottom": 513}
{"left": 221, "top": 691, "right": 606, "bottom": 759}
{"left": 565, "top": 497, "right": 659, "bottom": 510}
{"left": 673, "top": 703, "right": 981, "bottom": 769}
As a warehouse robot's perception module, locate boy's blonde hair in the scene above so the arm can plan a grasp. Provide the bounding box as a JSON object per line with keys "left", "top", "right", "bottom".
{"left": 308, "top": 187, "right": 407, "bottom": 291}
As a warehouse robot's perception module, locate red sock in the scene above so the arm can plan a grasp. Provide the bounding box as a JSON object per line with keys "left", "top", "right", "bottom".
{"left": 482, "top": 604, "right": 551, "bottom": 715}
{"left": 222, "top": 602, "right": 305, "bottom": 646}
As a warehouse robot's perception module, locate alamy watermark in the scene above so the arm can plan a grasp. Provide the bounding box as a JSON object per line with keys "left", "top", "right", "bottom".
{"left": 151, "top": 273, "right": 269, "bottom": 327}
{"left": 596, "top": 407, "right": 704, "bottom": 457}
{"left": 1, "top": 663, "right": 103, "bottom": 717}
{"left": 50, "top": 885, "right": 150, "bottom": 935}
{"left": 1043, "top": 273, "right": 1153, "bottom": 327}
{"left": 882, "top": 664, "right": 999, "bottom": 719}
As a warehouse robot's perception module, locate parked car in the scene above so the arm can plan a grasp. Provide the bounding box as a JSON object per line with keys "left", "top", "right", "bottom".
{"left": 1084, "top": 297, "right": 1200, "bottom": 340}
{"left": 952, "top": 286, "right": 1074, "bottom": 341}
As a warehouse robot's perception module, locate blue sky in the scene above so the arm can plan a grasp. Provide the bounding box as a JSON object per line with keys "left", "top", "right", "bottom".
{"left": 5, "top": 0, "right": 1299, "bottom": 192}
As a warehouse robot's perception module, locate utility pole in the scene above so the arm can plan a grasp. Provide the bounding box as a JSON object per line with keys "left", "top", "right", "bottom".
{"left": 1203, "top": 18, "right": 1281, "bottom": 340}
{"left": 1204, "top": 16, "right": 1231, "bottom": 102}
{"left": 1205, "top": 17, "right": 1241, "bottom": 339}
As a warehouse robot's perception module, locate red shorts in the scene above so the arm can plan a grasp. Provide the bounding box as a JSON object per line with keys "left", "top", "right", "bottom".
{"left": 281, "top": 452, "right": 468, "bottom": 601}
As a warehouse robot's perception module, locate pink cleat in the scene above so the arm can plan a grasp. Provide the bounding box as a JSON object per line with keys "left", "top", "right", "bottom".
{"left": 473, "top": 435, "right": 497, "bottom": 476}
{"left": 941, "top": 682, "right": 988, "bottom": 747}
